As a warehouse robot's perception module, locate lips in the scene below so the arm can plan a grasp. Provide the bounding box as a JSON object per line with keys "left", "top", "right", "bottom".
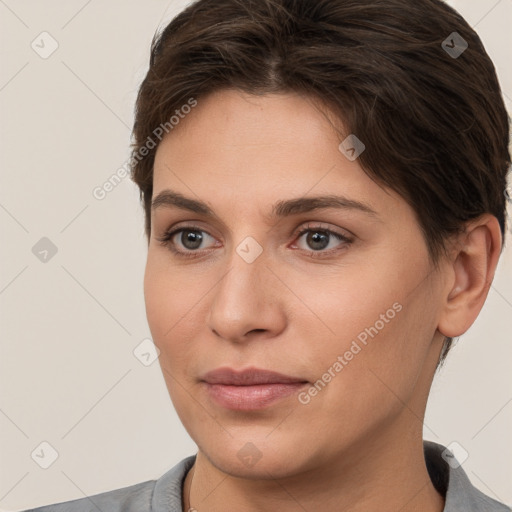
{"left": 202, "top": 367, "right": 307, "bottom": 385}
{"left": 200, "top": 367, "right": 309, "bottom": 410}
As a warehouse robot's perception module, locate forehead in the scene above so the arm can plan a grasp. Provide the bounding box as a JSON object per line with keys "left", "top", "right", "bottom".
{"left": 151, "top": 89, "right": 404, "bottom": 221}
{"left": 154, "top": 90, "right": 341, "bottom": 174}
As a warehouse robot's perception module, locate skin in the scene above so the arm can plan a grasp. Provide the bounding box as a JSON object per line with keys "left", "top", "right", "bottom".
{"left": 143, "top": 89, "right": 502, "bottom": 512}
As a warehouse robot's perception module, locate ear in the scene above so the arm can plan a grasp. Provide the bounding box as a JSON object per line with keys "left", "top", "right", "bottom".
{"left": 437, "top": 214, "right": 502, "bottom": 338}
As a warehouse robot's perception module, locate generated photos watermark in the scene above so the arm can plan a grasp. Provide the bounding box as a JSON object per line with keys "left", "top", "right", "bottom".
{"left": 298, "top": 301, "right": 403, "bottom": 405}
{"left": 92, "top": 97, "right": 198, "bottom": 201}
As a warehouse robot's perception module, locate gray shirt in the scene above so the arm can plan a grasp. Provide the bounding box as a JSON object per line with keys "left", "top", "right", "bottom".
{"left": 23, "top": 441, "right": 510, "bottom": 511}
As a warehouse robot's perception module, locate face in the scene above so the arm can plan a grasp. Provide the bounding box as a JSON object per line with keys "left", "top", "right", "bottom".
{"left": 144, "top": 89, "right": 447, "bottom": 478}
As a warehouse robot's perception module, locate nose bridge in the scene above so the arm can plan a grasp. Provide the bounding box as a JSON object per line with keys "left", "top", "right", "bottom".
{"left": 216, "top": 234, "right": 267, "bottom": 310}
{"left": 207, "top": 232, "right": 278, "bottom": 340}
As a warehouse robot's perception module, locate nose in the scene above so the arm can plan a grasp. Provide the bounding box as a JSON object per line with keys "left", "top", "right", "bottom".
{"left": 206, "top": 243, "right": 287, "bottom": 344}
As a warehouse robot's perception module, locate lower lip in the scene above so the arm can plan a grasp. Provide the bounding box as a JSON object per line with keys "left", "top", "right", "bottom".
{"left": 203, "top": 382, "right": 308, "bottom": 410}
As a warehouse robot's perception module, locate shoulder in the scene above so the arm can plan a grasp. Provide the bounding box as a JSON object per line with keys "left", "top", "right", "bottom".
{"left": 424, "top": 441, "right": 511, "bottom": 512}
{"left": 21, "top": 480, "right": 154, "bottom": 512}
{"left": 20, "top": 455, "right": 196, "bottom": 512}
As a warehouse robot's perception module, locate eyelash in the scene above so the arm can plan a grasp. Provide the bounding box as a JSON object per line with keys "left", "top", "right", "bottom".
{"left": 155, "top": 223, "right": 353, "bottom": 260}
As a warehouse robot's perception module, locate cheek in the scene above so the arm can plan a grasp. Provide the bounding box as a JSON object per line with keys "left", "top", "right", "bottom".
{"left": 304, "top": 247, "right": 433, "bottom": 389}
{"left": 144, "top": 251, "right": 194, "bottom": 335}
{"left": 143, "top": 255, "right": 193, "bottom": 360}
{"left": 307, "top": 261, "right": 405, "bottom": 349}
{"left": 143, "top": 253, "right": 218, "bottom": 390}
{"left": 144, "top": 262, "right": 214, "bottom": 432}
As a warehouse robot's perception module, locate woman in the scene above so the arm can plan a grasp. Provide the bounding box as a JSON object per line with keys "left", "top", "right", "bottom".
{"left": 26, "top": 0, "right": 511, "bottom": 510}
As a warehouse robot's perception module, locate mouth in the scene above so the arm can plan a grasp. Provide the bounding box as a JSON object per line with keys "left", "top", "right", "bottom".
{"left": 200, "top": 367, "right": 309, "bottom": 410}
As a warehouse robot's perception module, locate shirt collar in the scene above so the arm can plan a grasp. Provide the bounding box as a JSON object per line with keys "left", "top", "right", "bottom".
{"left": 424, "top": 440, "right": 509, "bottom": 511}
{"left": 151, "top": 442, "right": 508, "bottom": 511}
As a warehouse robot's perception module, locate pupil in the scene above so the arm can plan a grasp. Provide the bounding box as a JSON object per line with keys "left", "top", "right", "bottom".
{"left": 309, "top": 231, "right": 328, "bottom": 250}
{"left": 183, "top": 230, "right": 202, "bottom": 249}
{"left": 179, "top": 230, "right": 330, "bottom": 251}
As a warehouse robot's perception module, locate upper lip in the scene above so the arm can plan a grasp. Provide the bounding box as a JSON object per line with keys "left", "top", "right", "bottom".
{"left": 201, "top": 367, "right": 308, "bottom": 385}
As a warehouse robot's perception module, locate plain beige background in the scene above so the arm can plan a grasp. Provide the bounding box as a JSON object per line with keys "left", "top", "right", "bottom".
{"left": 0, "top": 0, "right": 511, "bottom": 510}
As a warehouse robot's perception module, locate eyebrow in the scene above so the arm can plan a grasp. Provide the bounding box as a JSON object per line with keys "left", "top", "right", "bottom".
{"left": 151, "top": 189, "right": 379, "bottom": 220}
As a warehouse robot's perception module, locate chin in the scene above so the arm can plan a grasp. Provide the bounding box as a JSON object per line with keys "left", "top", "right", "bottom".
{"left": 191, "top": 424, "right": 326, "bottom": 481}
{"left": 203, "top": 441, "right": 300, "bottom": 479}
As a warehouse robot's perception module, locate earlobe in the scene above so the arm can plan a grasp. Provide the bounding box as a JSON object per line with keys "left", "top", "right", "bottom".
{"left": 437, "top": 214, "right": 502, "bottom": 338}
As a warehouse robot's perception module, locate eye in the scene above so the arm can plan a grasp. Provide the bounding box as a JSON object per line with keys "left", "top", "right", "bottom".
{"left": 156, "top": 223, "right": 353, "bottom": 259}
{"left": 156, "top": 225, "right": 218, "bottom": 259}
{"left": 292, "top": 223, "right": 353, "bottom": 258}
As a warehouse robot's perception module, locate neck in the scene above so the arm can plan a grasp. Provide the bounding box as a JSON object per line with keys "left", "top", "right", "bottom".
{"left": 182, "top": 427, "right": 445, "bottom": 512}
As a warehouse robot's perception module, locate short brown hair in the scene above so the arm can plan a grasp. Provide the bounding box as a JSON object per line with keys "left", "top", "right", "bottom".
{"left": 130, "top": 0, "right": 511, "bottom": 365}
